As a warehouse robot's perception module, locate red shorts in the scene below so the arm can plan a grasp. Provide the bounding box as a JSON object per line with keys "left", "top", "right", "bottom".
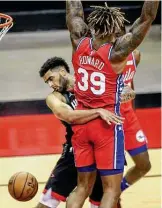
{"left": 72, "top": 118, "right": 125, "bottom": 173}
{"left": 122, "top": 109, "right": 148, "bottom": 155}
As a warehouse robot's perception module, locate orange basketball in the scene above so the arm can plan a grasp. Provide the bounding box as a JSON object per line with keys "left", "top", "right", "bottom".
{"left": 8, "top": 172, "right": 38, "bottom": 201}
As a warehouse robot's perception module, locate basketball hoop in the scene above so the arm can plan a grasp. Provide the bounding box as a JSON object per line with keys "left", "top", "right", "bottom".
{"left": 0, "top": 13, "right": 13, "bottom": 41}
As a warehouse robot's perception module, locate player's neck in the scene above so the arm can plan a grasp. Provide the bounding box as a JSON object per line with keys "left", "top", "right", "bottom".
{"left": 66, "top": 74, "right": 74, "bottom": 91}
{"left": 92, "top": 35, "right": 114, "bottom": 50}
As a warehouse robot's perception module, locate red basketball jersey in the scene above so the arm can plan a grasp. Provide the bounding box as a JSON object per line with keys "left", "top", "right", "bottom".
{"left": 72, "top": 37, "right": 124, "bottom": 112}
{"left": 121, "top": 52, "right": 136, "bottom": 112}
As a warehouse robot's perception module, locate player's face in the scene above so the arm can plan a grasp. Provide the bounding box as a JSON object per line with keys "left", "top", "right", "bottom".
{"left": 43, "top": 68, "right": 68, "bottom": 92}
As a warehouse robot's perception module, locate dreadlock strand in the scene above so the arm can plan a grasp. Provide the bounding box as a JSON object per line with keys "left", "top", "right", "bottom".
{"left": 114, "top": 20, "right": 121, "bottom": 31}
{"left": 88, "top": 11, "right": 97, "bottom": 19}
{"left": 96, "top": 15, "right": 103, "bottom": 24}
{"left": 105, "top": 2, "right": 109, "bottom": 9}
{"left": 88, "top": 9, "right": 99, "bottom": 18}
{"left": 116, "top": 16, "right": 123, "bottom": 26}
{"left": 104, "top": 24, "right": 107, "bottom": 36}
{"left": 100, "top": 15, "right": 105, "bottom": 25}
{"left": 90, "top": 5, "right": 105, "bottom": 10}
{"left": 90, "top": 19, "right": 97, "bottom": 25}
{"left": 106, "top": 18, "right": 110, "bottom": 26}
{"left": 123, "top": 18, "right": 130, "bottom": 23}
{"left": 106, "top": 22, "right": 110, "bottom": 34}
{"left": 109, "top": 13, "right": 115, "bottom": 33}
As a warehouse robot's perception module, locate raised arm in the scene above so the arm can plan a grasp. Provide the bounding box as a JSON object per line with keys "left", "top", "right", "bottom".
{"left": 66, "top": 0, "right": 88, "bottom": 51}
{"left": 111, "top": 0, "right": 159, "bottom": 65}
{"left": 46, "top": 93, "right": 124, "bottom": 125}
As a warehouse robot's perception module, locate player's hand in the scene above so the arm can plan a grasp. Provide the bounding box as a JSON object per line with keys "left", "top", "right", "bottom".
{"left": 121, "top": 84, "right": 136, "bottom": 103}
{"left": 97, "top": 109, "right": 125, "bottom": 125}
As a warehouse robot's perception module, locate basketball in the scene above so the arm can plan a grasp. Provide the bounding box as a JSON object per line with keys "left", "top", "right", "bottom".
{"left": 8, "top": 172, "right": 38, "bottom": 201}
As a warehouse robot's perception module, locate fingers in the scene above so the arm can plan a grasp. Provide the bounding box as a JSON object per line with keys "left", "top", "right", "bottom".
{"left": 113, "top": 114, "right": 125, "bottom": 120}
{"left": 104, "top": 114, "right": 125, "bottom": 125}
{"left": 109, "top": 113, "right": 125, "bottom": 125}
{"left": 110, "top": 116, "right": 124, "bottom": 125}
{"left": 99, "top": 110, "right": 125, "bottom": 125}
{"left": 105, "top": 117, "right": 121, "bottom": 125}
{"left": 106, "top": 120, "right": 112, "bottom": 125}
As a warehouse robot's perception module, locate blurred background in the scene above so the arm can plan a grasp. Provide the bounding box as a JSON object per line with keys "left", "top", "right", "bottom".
{"left": 0, "top": 1, "right": 161, "bottom": 208}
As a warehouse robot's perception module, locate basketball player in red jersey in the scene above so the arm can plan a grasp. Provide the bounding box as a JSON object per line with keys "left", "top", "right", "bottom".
{"left": 66, "top": 1, "right": 159, "bottom": 208}
{"left": 89, "top": 29, "right": 151, "bottom": 208}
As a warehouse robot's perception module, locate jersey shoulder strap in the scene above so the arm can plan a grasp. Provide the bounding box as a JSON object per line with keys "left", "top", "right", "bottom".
{"left": 76, "top": 37, "right": 91, "bottom": 51}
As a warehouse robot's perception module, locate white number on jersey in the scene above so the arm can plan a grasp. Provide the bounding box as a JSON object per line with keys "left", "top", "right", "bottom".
{"left": 77, "top": 67, "right": 105, "bottom": 95}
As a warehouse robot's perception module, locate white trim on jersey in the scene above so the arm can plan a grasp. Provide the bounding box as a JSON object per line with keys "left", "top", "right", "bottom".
{"left": 108, "top": 46, "right": 113, "bottom": 60}
{"left": 76, "top": 37, "right": 87, "bottom": 51}
{"left": 90, "top": 38, "right": 93, "bottom": 50}
{"left": 132, "top": 52, "right": 137, "bottom": 70}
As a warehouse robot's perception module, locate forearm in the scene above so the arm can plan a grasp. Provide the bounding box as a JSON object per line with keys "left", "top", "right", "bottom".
{"left": 112, "top": 0, "right": 159, "bottom": 62}
{"left": 140, "top": 0, "right": 159, "bottom": 21}
{"left": 66, "top": 109, "right": 100, "bottom": 124}
{"left": 66, "top": 0, "right": 88, "bottom": 41}
{"left": 71, "top": 113, "right": 99, "bottom": 124}
{"left": 56, "top": 108, "right": 100, "bottom": 124}
{"left": 66, "top": 0, "right": 84, "bottom": 21}
{"left": 130, "top": 1, "right": 159, "bottom": 46}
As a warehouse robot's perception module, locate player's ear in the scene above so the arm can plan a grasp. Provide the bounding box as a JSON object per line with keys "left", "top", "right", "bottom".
{"left": 59, "top": 68, "right": 67, "bottom": 77}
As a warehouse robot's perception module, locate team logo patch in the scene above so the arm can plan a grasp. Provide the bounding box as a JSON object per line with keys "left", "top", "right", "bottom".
{"left": 136, "top": 130, "right": 146, "bottom": 142}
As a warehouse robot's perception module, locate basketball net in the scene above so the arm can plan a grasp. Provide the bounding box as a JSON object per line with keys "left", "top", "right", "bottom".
{"left": 0, "top": 13, "right": 13, "bottom": 41}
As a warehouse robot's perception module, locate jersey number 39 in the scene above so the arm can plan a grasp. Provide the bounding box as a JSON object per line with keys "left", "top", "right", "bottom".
{"left": 77, "top": 67, "right": 105, "bottom": 95}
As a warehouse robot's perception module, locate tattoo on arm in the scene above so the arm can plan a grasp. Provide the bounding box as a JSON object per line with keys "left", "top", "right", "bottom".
{"left": 111, "top": 0, "right": 159, "bottom": 62}
{"left": 66, "top": 0, "right": 84, "bottom": 20}
{"left": 66, "top": 0, "right": 88, "bottom": 49}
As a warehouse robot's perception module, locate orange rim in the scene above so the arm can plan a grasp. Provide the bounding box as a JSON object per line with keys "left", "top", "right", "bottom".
{"left": 0, "top": 13, "right": 13, "bottom": 28}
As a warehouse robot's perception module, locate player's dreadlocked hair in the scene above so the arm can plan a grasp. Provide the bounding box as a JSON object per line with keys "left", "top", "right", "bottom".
{"left": 87, "top": 2, "right": 129, "bottom": 38}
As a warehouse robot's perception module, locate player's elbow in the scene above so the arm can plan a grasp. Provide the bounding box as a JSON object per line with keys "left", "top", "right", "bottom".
{"left": 66, "top": 115, "right": 78, "bottom": 124}
{"left": 146, "top": 8, "right": 159, "bottom": 21}
{"left": 140, "top": 13, "right": 156, "bottom": 24}
{"left": 64, "top": 110, "right": 80, "bottom": 124}
{"left": 146, "top": 15, "right": 156, "bottom": 23}
{"left": 56, "top": 111, "right": 75, "bottom": 124}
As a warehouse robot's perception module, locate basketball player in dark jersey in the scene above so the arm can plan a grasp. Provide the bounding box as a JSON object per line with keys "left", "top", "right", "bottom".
{"left": 35, "top": 56, "right": 124, "bottom": 208}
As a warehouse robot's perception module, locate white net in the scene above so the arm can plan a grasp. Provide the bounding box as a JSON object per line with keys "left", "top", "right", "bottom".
{"left": 0, "top": 16, "right": 13, "bottom": 41}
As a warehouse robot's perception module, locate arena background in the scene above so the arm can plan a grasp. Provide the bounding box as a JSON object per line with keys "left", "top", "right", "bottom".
{"left": 0, "top": 1, "right": 161, "bottom": 208}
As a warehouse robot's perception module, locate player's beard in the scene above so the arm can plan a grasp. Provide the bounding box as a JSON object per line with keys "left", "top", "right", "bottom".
{"left": 58, "top": 74, "right": 68, "bottom": 93}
